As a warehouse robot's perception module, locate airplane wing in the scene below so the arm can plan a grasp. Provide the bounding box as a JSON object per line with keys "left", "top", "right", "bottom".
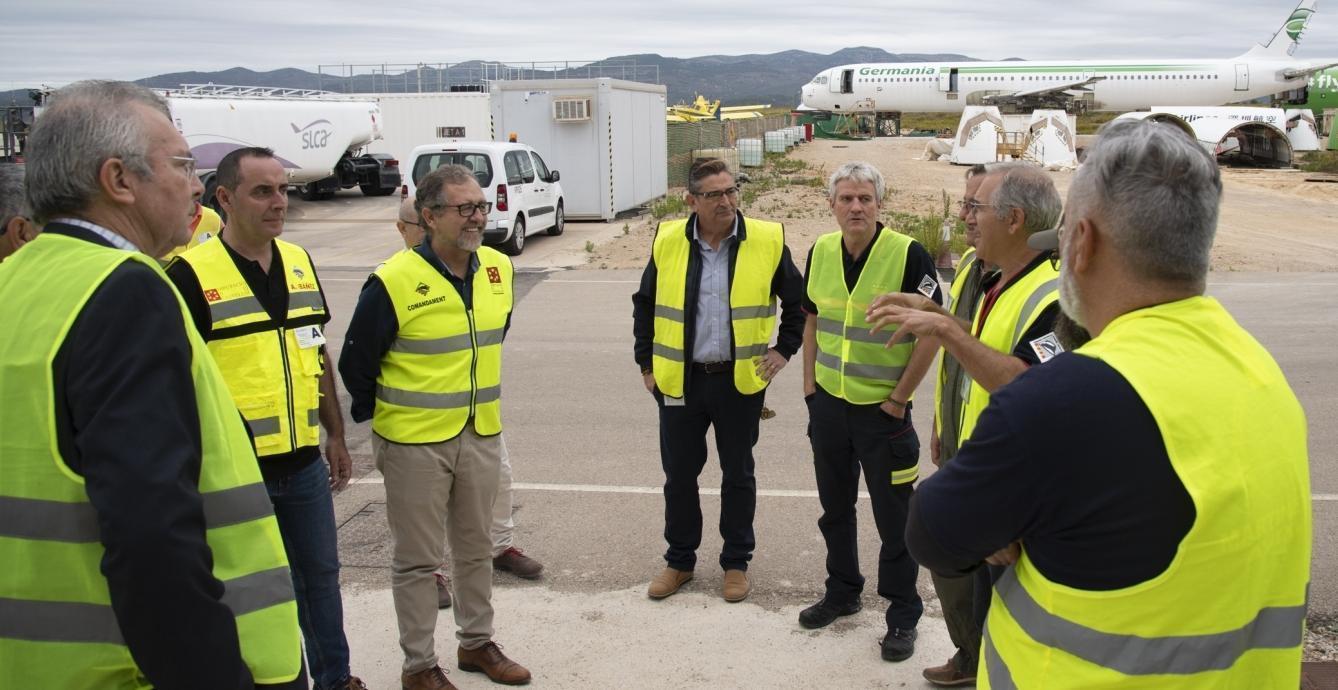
{"left": 982, "top": 76, "right": 1106, "bottom": 104}
{"left": 1280, "top": 61, "right": 1338, "bottom": 79}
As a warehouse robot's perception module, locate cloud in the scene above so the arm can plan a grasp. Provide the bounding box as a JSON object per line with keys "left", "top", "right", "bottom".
{"left": 4, "top": 0, "right": 1336, "bottom": 86}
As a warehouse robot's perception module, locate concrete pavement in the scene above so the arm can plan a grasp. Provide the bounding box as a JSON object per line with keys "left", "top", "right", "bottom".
{"left": 285, "top": 190, "right": 1337, "bottom": 687}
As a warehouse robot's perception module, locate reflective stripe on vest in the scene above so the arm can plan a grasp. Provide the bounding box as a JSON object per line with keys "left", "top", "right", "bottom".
{"left": 808, "top": 228, "right": 914, "bottom": 404}
{"left": 958, "top": 260, "right": 1059, "bottom": 444}
{"left": 981, "top": 296, "right": 1310, "bottom": 689}
{"left": 935, "top": 248, "right": 985, "bottom": 459}
{"left": 0, "top": 233, "right": 302, "bottom": 688}
{"left": 372, "top": 247, "right": 512, "bottom": 443}
{"left": 177, "top": 237, "right": 326, "bottom": 458}
{"left": 650, "top": 216, "right": 784, "bottom": 398}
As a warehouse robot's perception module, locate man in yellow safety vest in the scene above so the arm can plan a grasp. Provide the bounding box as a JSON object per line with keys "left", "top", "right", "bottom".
{"left": 905, "top": 120, "right": 1310, "bottom": 688}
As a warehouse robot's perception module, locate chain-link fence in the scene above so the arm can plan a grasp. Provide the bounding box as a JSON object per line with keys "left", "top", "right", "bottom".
{"left": 666, "top": 114, "right": 794, "bottom": 186}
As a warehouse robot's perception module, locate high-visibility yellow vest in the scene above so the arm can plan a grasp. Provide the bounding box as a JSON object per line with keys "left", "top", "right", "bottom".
{"left": 981, "top": 296, "right": 1310, "bottom": 689}
{"left": 372, "top": 247, "right": 513, "bottom": 443}
{"left": 957, "top": 259, "right": 1059, "bottom": 444}
{"left": 651, "top": 216, "right": 784, "bottom": 398}
{"left": 0, "top": 233, "right": 302, "bottom": 689}
{"left": 807, "top": 228, "right": 914, "bottom": 405}
{"left": 176, "top": 237, "right": 327, "bottom": 458}
{"left": 934, "top": 247, "right": 981, "bottom": 449}
{"left": 162, "top": 205, "right": 223, "bottom": 261}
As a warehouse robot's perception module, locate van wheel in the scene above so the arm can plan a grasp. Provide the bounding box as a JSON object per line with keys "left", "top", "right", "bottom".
{"left": 546, "top": 201, "right": 565, "bottom": 236}
{"left": 502, "top": 216, "right": 525, "bottom": 256}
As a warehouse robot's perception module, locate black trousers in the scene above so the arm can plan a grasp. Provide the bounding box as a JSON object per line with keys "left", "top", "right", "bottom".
{"left": 656, "top": 369, "right": 765, "bottom": 572}
{"left": 807, "top": 387, "right": 924, "bottom": 630}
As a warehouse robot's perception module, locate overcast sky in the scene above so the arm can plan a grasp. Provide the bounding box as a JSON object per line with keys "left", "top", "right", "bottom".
{"left": 5, "top": 0, "right": 1337, "bottom": 89}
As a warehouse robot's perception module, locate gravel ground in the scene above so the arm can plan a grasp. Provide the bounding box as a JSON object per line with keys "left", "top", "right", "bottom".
{"left": 1307, "top": 616, "right": 1338, "bottom": 661}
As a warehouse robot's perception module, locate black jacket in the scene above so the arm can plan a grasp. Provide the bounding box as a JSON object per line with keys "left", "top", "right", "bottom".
{"left": 631, "top": 212, "right": 805, "bottom": 393}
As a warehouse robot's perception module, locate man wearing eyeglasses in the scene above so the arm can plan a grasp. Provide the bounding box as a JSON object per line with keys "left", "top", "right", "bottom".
{"left": 0, "top": 81, "right": 303, "bottom": 688}
{"left": 387, "top": 195, "right": 545, "bottom": 612}
{"left": 167, "top": 147, "right": 365, "bottom": 690}
{"left": 632, "top": 158, "right": 805, "bottom": 603}
{"left": 340, "top": 165, "right": 530, "bottom": 689}
{"left": 905, "top": 121, "right": 1309, "bottom": 689}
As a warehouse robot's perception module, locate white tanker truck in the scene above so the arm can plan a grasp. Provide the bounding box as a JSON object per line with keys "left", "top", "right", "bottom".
{"left": 164, "top": 84, "right": 400, "bottom": 203}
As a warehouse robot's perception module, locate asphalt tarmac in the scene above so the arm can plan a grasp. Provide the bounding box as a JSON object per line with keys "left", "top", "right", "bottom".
{"left": 282, "top": 189, "right": 1337, "bottom": 688}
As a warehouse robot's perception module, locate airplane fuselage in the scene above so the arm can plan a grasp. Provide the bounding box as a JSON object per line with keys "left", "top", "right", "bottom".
{"left": 800, "top": 58, "right": 1323, "bottom": 113}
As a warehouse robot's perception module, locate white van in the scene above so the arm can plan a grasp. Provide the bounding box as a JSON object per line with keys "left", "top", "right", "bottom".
{"left": 404, "top": 141, "right": 564, "bottom": 256}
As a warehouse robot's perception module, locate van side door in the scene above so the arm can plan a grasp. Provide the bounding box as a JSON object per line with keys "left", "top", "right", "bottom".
{"left": 528, "top": 151, "right": 557, "bottom": 230}
{"left": 502, "top": 150, "right": 531, "bottom": 234}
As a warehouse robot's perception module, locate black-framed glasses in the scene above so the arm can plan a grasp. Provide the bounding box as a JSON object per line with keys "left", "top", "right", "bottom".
{"left": 693, "top": 187, "right": 738, "bottom": 200}
{"left": 434, "top": 201, "right": 492, "bottom": 217}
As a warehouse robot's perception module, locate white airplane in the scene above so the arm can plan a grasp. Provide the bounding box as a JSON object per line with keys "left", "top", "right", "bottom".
{"left": 800, "top": 0, "right": 1338, "bottom": 114}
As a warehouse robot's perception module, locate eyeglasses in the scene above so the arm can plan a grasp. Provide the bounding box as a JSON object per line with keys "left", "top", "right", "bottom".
{"left": 693, "top": 187, "right": 739, "bottom": 200}
{"left": 399, "top": 218, "right": 420, "bottom": 226}
{"left": 167, "top": 155, "right": 197, "bottom": 176}
{"left": 958, "top": 200, "right": 997, "bottom": 215}
{"left": 434, "top": 202, "right": 493, "bottom": 217}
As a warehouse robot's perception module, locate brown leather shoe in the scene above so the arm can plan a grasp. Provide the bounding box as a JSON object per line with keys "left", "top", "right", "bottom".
{"left": 435, "top": 571, "right": 452, "bottom": 609}
{"left": 401, "top": 664, "right": 457, "bottom": 690}
{"left": 722, "top": 569, "right": 750, "bottom": 602}
{"left": 458, "top": 641, "right": 531, "bottom": 685}
{"left": 647, "top": 567, "right": 693, "bottom": 599}
{"left": 923, "top": 657, "right": 976, "bottom": 686}
{"left": 493, "top": 547, "right": 544, "bottom": 580}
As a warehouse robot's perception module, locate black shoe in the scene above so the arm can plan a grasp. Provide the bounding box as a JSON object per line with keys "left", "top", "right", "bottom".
{"left": 798, "top": 597, "right": 862, "bottom": 629}
{"left": 881, "top": 627, "right": 918, "bottom": 662}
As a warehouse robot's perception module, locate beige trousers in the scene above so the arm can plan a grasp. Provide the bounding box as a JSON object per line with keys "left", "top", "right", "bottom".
{"left": 375, "top": 428, "right": 501, "bottom": 674}
{"left": 443, "top": 434, "right": 515, "bottom": 562}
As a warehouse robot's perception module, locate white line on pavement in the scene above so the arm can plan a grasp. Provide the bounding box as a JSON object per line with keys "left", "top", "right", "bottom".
{"left": 349, "top": 475, "right": 1338, "bottom": 503}
{"left": 545, "top": 280, "right": 641, "bottom": 284}
{"left": 347, "top": 476, "right": 870, "bottom": 499}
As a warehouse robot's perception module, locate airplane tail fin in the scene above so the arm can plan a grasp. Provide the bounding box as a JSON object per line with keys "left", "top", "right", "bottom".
{"left": 1240, "top": 0, "right": 1317, "bottom": 58}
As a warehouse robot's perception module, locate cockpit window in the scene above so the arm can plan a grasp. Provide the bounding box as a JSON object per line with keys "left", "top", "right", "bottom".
{"left": 817, "top": 76, "right": 828, "bottom": 85}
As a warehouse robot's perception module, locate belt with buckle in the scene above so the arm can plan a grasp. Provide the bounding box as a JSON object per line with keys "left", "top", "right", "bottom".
{"left": 692, "top": 361, "right": 732, "bottom": 374}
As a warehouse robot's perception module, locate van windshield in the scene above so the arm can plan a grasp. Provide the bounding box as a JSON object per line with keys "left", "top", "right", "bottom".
{"left": 412, "top": 152, "right": 494, "bottom": 188}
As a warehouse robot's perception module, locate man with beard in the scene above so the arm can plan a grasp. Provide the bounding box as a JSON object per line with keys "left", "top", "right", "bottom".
{"left": 906, "top": 120, "right": 1309, "bottom": 688}
{"left": 340, "top": 165, "right": 529, "bottom": 689}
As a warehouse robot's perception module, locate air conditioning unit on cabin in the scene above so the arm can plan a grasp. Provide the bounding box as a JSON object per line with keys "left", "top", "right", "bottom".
{"left": 553, "top": 98, "right": 593, "bottom": 122}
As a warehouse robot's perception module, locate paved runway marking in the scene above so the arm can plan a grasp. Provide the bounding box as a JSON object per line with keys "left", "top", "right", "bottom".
{"left": 348, "top": 476, "right": 869, "bottom": 499}
{"left": 350, "top": 475, "right": 1338, "bottom": 503}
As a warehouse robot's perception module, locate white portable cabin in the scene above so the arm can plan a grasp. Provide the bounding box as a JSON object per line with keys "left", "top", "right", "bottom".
{"left": 950, "top": 106, "right": 1004, "bottom": 165}
{"left": 1023, "top": 110, "right": 1078, "bottom": 167}
{"left": 489, "top": 78, "right": 667, "bottom": 221}
{"left": 357, "top": 92, "right": 492, "bottom": 167}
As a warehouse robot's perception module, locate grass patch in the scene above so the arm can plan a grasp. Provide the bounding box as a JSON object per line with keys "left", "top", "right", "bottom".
{"left": 898, "top": 110, "right": 1122, "bottom": 136}
{"left": 649, "top": 194, "right": 688, "bottom": 219}
{"left": 772, "top": 157, "right": 808, "bottom": 174}
{"left": 1299, "top": 150, "right": 1338, "bottom": 174}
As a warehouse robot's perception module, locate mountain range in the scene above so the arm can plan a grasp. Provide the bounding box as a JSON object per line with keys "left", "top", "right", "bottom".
{"left": 1, "top": 47, "right": 986, "bottom": 108}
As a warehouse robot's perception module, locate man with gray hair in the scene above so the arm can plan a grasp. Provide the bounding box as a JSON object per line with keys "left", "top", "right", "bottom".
{"left": 340, "top": 164, "right": 530, "bottom": 689}
{"left": 0, "top": 163, "right": 38, "bottom": 260}
{"left": 796, "top": 161, "right": 942, "bottom": 664}
{"left": 0, "top": 81, "right": 303, "bottom": 688}
{"left": 904, "top": 120, "right": 1309, "bottom": 687}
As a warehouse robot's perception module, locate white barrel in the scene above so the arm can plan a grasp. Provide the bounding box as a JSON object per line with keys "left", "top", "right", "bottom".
{"left": 692, "top": 147, "right": 740, "bottom": 172}
{"left": 764, "top": 131, "right": 787, "bottom": 153}
{"left": 737, "top": 138, "right": 764, "bottom": 167}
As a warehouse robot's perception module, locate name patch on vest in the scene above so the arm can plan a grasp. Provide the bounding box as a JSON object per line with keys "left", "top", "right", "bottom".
{"left": 487, "top": 266, "right": 505, "bottom": 294}
{"left": 1029, "top": 332, "right": 1063, "bottom": 363}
